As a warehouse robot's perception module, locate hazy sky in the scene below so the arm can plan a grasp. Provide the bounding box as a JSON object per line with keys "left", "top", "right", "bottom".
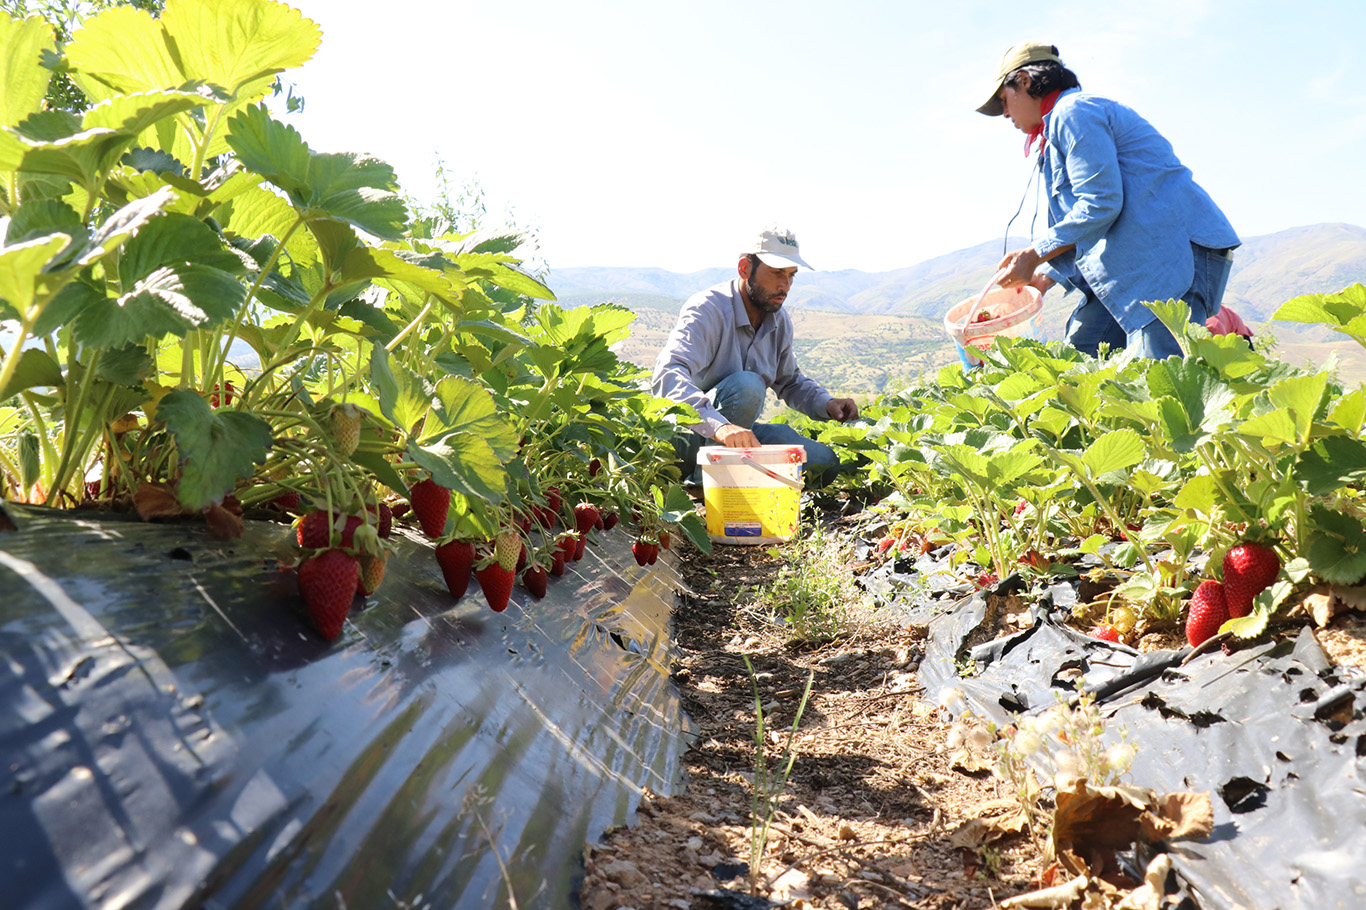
{"left": 285, "top": 0, "right": 1366, "bottom": 274}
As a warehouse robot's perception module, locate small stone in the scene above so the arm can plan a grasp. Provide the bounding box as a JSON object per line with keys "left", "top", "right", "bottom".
{"left": 604, "top": 860, "right": 646, "bottom": 886}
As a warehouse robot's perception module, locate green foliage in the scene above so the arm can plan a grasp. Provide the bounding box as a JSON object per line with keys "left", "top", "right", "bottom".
{"left": 747, "top": 526, "right": 859, "bottom": 640}
{"left": 804, "top": 293, "right": 1366, "bottom": 630}
{"left": 0, "top": 0, "right": 704, "bottom": 547}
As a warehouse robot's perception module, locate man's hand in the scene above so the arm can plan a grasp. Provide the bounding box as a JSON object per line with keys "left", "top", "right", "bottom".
{"left": 826, "top": 398, "right": 859, "bottom": 422}
{"left": 713, "top": 423, "right": 761, "bottom": 448}
{"left": 1029, "top": 273, "right": 1056, "bottom": 295}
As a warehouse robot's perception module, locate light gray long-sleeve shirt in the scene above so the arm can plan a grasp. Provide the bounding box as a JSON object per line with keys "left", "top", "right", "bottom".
{"left": 650, "top": 278, "right": 833, "bottom": 438}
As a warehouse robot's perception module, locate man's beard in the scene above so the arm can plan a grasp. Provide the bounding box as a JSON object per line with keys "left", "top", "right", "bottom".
{"left": 745, "top": 278, "right": 785, "bottom": 315}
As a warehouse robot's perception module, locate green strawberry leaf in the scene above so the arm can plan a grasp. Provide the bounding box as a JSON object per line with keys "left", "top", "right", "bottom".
{"left": 160, "top": 0, "right": 321, "bottom": 97}
{"left": 224, "top": 104, "right": 311, "bottom": 195}
{"left": 1081, "top": 428, "right": 1145, "bottom": 477}
{"left": 73, "top": 260, "right": 247, "bottom": 348}
{"left": 1304, "top": 505, "right": 1366, "bottom": 585}
{"left": 302, "top": 152, "right": 408, "bottom": 241}
{"left": 1295, "top": 436, "right": 1366, "bottom": 496}
{"left": 0, "top": 15, "right": 55, "bottom": 129}
{"left": 6, "top": 198, "right": 83, "bottom": 247}
{"left": 1221, "top": 608, "right": 1268, "bottom": 640}
{"left": 0, "top": 234, "right": 70, "bottom": 318}
{"left": 157, "top": 389, "right": 273, "bottom": 511}
{"left": 368, "top": 345, "right": 432, "bottom": 433}
{"left": 0, "top": 348, "right": 62, "bottom": 399}
{"left": 1331, "top": 388, "right": 1366, "bottom": 435}
{"left": 426, "top": 375, "right": 520, "bottom": 461}
{"left": 407, "top": 435, "right": 505, "bottom": 504}
{"left": 1271, "top": 284, "right": 1366, "bottom": 326}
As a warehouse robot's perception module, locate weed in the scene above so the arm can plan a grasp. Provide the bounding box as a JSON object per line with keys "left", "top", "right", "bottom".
{"left": 949, "top": 690, "right": 1135, "bottom": 848}
{"left": 744, "top": 655, "right": 815, "bottom": 894}
{"left": 748, "top": 526, "right": 861, "bottom": 641}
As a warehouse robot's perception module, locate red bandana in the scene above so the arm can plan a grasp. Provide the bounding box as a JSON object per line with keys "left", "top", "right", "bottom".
{"left": 1024, "top": 89, "right": 1063, "bottom": 157}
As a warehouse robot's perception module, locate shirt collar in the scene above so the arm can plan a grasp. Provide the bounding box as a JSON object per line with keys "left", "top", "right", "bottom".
{"left": 1024, "top": 89, "right": 1063, "bottom": 157}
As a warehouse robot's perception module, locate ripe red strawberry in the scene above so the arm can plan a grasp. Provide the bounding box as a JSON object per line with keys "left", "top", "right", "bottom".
{"left": 296, "top": 510, "right": 361, "bottom": 549}
{"left": 573, "top": 502, "right": 600, "bottom": 535}
{"left": 574, "top": 533, "right": 586, "bottom": 561}
{"left": 632, "top": 538, "right": 651, "bottom": 566}
{"left": 410, "top": 478, "right": 450, "bottom": 538}
{"left": 1186, "top": 580, "right": 1230, "bottom": 647}
{"left": 330, "top": 403, "right": 361, "bottom": 456}
{"left": 435, "top": 539, "right": 475, "bottom": 599}
{"left": 602, "top": 510, "right": 619, "bottom": 531}
{"left": 495, "top": 529, "right": 522, "bottom": 572}
{"left": 375, "top": 502, "right": 393, "bottom": 539}
{"left": 297, "top": 510, "right": 330, "bottom": 548}
{"left": 550, "top": 549, "right": 566, "bottom": 577}
{"left": 658, "top": 530, "right": 671, "bottom": 550}
{"left": 1089, "top": 623, "right": 1120, "bottom": 643}
{"left": 514, "top": 511, "right": 532, "bottom": 533}
{"left": 359, "top": 552, "right": 387, "bottom": 595}
{"left": 476, "top": 563, "right": 515, "bottom": 612}
{"left": 588, "top": 458, "right": 602, "bottom": 478}
{"left": 298, "top": 549, "right": 359, "bottom": 640}
{"left": 876, "top": 535, "right": 897, "bottom": 554}
{"left": 209, "top": 380, "right": 234, "bottom": 408}
{"left": 545, "top": 486, "right": 563, "bottom": 515}
{"left": 555, "top": 533, "right": 577, "bottom": 565}
{"left": 522, "top": 565, "right": 548, "bottom": 599}
{"left": 645, "top": 541, "right": 659, "bottom": 565}
{"left": 1222, "top": 542, "right": 1280, "bottom": 618}
{"left": 272, "top": 490, "right": 302, "bottom": 513}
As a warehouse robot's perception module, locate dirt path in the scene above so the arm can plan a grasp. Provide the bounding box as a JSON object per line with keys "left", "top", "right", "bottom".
{"left": 579, "top": 534, "right": 1043, "bottom": 910}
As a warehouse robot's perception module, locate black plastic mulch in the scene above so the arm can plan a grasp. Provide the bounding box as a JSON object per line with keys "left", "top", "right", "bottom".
{"left": 880, "top": 554, "right": 1366, "bottom": 910}
{"left": 0, "top": 503, "right": 691, "bottom": 909}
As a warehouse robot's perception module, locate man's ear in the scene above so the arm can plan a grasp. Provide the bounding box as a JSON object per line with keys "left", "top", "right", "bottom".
{"left": 1012, "top": 70, "right": 1032, "bottom": 93}
{"left": 737, "top": 256, "right": 752, "bottom": 281}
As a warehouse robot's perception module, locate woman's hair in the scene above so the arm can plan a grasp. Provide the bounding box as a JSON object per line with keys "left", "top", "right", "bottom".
{"left": 1004, "top": 59, "right": 1080, "bottom": 98}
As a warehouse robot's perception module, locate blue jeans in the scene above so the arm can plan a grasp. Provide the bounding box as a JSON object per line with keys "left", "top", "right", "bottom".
{"left": 671, "top": 371, "right": 842, "bottom": 487}
{"left": 1064, "top": 243, "right": 1235, "bottom": 359}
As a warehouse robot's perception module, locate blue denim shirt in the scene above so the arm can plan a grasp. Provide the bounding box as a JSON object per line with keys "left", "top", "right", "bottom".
{"left": 651, "top": 279, "right": 833, "bottom": 437}
{"left": 1035, "top": 90, "right": 1239, "bottom": 332}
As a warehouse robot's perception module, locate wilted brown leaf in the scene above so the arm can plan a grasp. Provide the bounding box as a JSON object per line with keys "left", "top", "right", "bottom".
{"left": 950, "top": 799, "right": 1030, "bottom": 848}
{"left": 999, "top": 873, "right": 1089, "bottom": 908}
{"left": 134, "top": 481, "right": 184, "bottom": 520}
{"left": 1140, "top": 791, "right": 1213, "bottom": 841}
{"left": 204, "top": 503, "right": 244, "bottom": 539}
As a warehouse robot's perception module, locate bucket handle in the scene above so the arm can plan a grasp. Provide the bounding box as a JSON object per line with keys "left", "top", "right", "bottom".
{"left": 958, "top": 268, "right": 1010, "bottom": 329}
{"left": 741, "top": 456, "right": 804, "bottom": 490}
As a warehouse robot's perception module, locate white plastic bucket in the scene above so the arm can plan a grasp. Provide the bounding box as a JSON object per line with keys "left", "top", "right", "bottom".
{"left": 699, "top": 444, "right": 806, "bottom": 545}
{"left": 944, "top": 286, "right": 1044, "bottom": 367}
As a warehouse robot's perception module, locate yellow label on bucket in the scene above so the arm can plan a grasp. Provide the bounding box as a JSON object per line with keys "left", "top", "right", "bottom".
{"left": 704, "top": 485, "right": 800, "bottom": 542}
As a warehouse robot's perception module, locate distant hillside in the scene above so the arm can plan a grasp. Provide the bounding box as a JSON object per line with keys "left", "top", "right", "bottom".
{"left": 550, "top": 224, "right": 1366, "bottom": 391}
{"left": 549, "top": 225, "right": 1365, "bottom": 324}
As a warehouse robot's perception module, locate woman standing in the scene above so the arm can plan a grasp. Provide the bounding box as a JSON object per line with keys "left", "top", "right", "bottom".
{"left": 980, "top": 42, "right": 1239, "bottom": 359}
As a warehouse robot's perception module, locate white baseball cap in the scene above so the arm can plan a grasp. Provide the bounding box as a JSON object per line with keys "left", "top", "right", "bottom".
{"left": 747, "top": 224, "right": 812, "bottom": 270}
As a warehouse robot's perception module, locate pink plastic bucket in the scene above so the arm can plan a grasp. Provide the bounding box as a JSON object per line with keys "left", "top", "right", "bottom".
{"left": 944, "top": 287, "right": 1044, "bottom": 367}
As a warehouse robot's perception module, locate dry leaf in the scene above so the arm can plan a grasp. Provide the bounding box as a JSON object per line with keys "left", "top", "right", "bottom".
{"left": 204, "top": 503, "right": 244, "bottom": 539}
{"left": 1140, "top": 791, "right": 1213, "bottom": 841}
{"left": 949, "top": 747, "right": 995, "bottom": 774}
{"left": 1302, "top": 588, "right": 1337, "bottom": 627}
{"left": 1115, "top": 854, "right": 1172, "bottom": 910}
{"left": 1000, "top": 874, "right": 1089, "bottom": 908}
{"left": 134, "top": 481, "right": 184, "bottom": 520}
{"left": 1053, "top": 781, "right": 1152, "bottom": 852}
{"left": 949, "top": 799, "right": 1031, "bottom": 848}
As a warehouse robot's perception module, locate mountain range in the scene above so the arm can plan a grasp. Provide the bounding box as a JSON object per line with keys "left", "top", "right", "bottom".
{"left": 546, "top": 223, "right": 1366, "bottom": 390}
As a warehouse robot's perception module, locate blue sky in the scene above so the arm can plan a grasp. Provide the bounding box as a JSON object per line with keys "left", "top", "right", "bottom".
{"left": 286, "top": 0, "right": 1366, "bottom": 274}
